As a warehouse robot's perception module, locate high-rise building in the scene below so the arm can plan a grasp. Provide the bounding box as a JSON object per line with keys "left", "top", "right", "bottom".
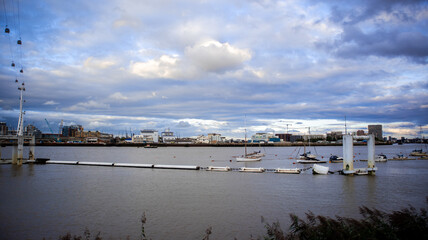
{"left": 368, "top": 125, "right": 382, "bottom": 140}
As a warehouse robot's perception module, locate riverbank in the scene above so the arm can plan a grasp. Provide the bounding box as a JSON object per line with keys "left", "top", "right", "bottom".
{"left": 1, "top": 141, "right": 393, "bottom": 147}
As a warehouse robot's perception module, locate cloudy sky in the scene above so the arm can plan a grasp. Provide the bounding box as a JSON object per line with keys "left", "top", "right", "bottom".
{"left": 1, "top": 0, "right": 427, "bottom": 138}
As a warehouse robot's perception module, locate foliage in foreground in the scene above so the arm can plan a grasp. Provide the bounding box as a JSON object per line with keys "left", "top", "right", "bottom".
{"left": 264, "top": 201, "right": 428, "bottom": 240}
{"left": 56, "top": 200, "right": 428, "bottom": 240}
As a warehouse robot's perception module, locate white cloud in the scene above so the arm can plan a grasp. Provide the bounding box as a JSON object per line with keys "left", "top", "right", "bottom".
{"left": 129, "top": 40, "right": 251, "bottom": 79}
{"left": 83, "top": 57, "right": 116, "bottom": 70}
{"left": 65, "top": 100, "right": 110, "bottom": 111}
{"left": 185, "top": 40, "right": 251, "bottom": 72}
{"left": 43, "top": 100, "right": 59, "bottom": 105}
{"left": 130, "top": 55, "right": 181, "bottom": 79}
{"left": 109, "top": 92, "right": 129, "bottom": 101}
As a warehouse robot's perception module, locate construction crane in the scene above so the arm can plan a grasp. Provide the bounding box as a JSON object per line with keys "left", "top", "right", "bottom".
{"left": 45, "top": 118, "right": 59, "bottom": 142}
{"left": 45, "top": 118, "right": 54, "bottom": 134}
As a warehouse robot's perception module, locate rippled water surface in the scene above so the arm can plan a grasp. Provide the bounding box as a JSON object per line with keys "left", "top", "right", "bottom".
{"left": 1, "top": 144, "right": 427, "bottom": 239}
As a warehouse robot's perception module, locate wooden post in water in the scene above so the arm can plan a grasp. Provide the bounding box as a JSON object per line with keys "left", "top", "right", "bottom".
{"left": 29, "top": 136, "right": 35, "bottom": 160}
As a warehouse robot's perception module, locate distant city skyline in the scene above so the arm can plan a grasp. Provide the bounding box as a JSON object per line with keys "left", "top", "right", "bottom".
{"left": 1, "top": 0, "right": 427, "bottom": 139}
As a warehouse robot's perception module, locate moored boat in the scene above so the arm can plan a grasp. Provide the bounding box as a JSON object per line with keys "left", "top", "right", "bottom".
{"left": 329, "top": 155, "right": 343, "bottom": 163}
{"left": 390, "top": 154, "right": 410, "bottom": 160}
{"left": 410, "top": 149, "right": 427, "bottom": 156}
{"left": 312, "top": 164, "right": 329, "bottom": 175}
{"left": 236, "top": 156, "right": 261, "bottom": 162}
{"left": 297, "top": 159, "right": 327, "bottom": 164}
{"left": 375, "top": 154, "right": 388, "bottom": 162}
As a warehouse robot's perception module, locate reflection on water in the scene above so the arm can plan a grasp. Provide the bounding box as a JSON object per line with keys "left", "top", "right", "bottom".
{"left": 0, "top": 144, "right": 427, "bottom": 239}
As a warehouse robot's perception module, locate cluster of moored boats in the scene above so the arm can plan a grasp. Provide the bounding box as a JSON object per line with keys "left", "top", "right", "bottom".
{"left": 221, "top": 147, "right": 428, "bottom": 175}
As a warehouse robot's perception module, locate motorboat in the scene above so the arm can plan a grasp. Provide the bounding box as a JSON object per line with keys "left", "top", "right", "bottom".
{"left": 329, "top": 155, "right": 343, "bottom": 163}
{"left": 375, "top": 154, "right": 388, "bottom": 162}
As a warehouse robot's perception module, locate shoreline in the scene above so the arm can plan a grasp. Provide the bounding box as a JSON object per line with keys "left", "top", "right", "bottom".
{"left": 1, "top": 141, "right": 394, "bottom": 147}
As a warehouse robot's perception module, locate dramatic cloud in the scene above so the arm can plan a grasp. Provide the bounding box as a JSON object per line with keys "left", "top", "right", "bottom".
{"left": 0, "top": 0, "right": 427, "bottom": 138}
{"left": 185, "top": 40, "right": 251, "bottom": 73}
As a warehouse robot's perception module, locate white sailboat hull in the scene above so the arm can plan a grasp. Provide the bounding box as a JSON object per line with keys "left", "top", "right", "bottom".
{"left": 312, "top": 164, "right": 329, "bottom": 175}
{"left": 236, "top": 157, "right": 262, "bottom": 162}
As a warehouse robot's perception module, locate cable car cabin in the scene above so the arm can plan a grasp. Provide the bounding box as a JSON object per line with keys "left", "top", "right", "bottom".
{"left": 15, "top": 79, "right": 18, "bottom": 83}
{"left": 5, "top": 26, "right": 10, "bottom": 33}
{"left": 20, "top": 69, "right": 23, "bottom": 73}
{"left": 11, "top": 62, "right": 15, "bottom": 67}
{"left": 17, "top": 39, "right": 22, "bottom": 45}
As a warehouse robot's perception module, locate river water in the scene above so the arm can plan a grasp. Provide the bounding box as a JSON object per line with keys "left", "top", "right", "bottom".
{"left": 0, "top": 144, "right": 427, "bottom": 239}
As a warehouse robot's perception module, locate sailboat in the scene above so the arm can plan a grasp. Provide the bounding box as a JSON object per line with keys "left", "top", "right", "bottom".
{"left": 299, "top": 127, "right": 317, "bottom": 160}
{"left": 297, "top": 127, "right": 326, "bottom": 164}
{"left": 236, "top": 118, "right": 262, "bottom": 162}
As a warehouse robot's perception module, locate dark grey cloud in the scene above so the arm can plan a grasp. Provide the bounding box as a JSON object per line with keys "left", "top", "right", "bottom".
{"left": 327, "top": 26, "right": 428, "bottom": 63}
{"left": 317, "top": 0, "right": 428, "bottom": 64}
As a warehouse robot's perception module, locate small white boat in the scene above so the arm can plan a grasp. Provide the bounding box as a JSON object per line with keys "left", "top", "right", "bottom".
{"left": 236, "top": 156, "right": 262, "bottom": 162}
{"left": 410, "top": 149, "right": 427, "bottom": 156}
{"left": 390, "top": 154, "right": 411, "bottom": 160}
{"left": 375, "top": 154, "right": 388, "bottom": 162}
{"left": 299, "top": 152, "right": 317, "bottom": 160}
{"left": 246, "top": 151, "right": 265, "bottom": 158}
{"left": 206, "top": 166, "right": 231, "bottom": 172}
{"left": 235, "top": 118, "right": 263, "bottom": 162}
{"left": 274, "top": 168, "right": 301, "bottom": 174}
{"left": 312, "top": 164, "right": 329, "bottom": 175}
{"left": 239, "top": 167, "right": 265, "bottom": 173}
{"left": 354, "top": 168, "right": 369, "bottom": 175}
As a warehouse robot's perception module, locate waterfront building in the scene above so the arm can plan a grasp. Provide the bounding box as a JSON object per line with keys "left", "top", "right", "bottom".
{"left": 356, "top": 130, "right": 366, "bottom": 136}
{"left": 251, "top": 132, "right": 281, "bottom": 143}
{"left": 161, "top": 129, "right": 177, "bottom": 143}
{"left": 275, "top": 133, "right": 292, "bottom": 142}
{"left": 0, "top": 122, "right": 8, "bottom": 135}
{"left": 290, "top": 135, "right": 303, "bottom": 142}
{"left": 368, "top": 125, "right": 383, "bottom": 140}
{"left": 62, "top": 125, "right": 83, "bottom": 137}
{"left": 326, "top": 131, "right": 342, "bottom": 141}
{"left": 207, "top": 133, "right": 222, "bottom": 143}
{"left": 132, "top": 129, "right": 159, "bottom": 143}
{"left": 302, "top": 134, "right": 325, "bottom": 141}
{"left": 24, "top": 124, "right": 42, "bottom": 138}
{"left": 195, "top": 135, "right": 209, "bottom": 144}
